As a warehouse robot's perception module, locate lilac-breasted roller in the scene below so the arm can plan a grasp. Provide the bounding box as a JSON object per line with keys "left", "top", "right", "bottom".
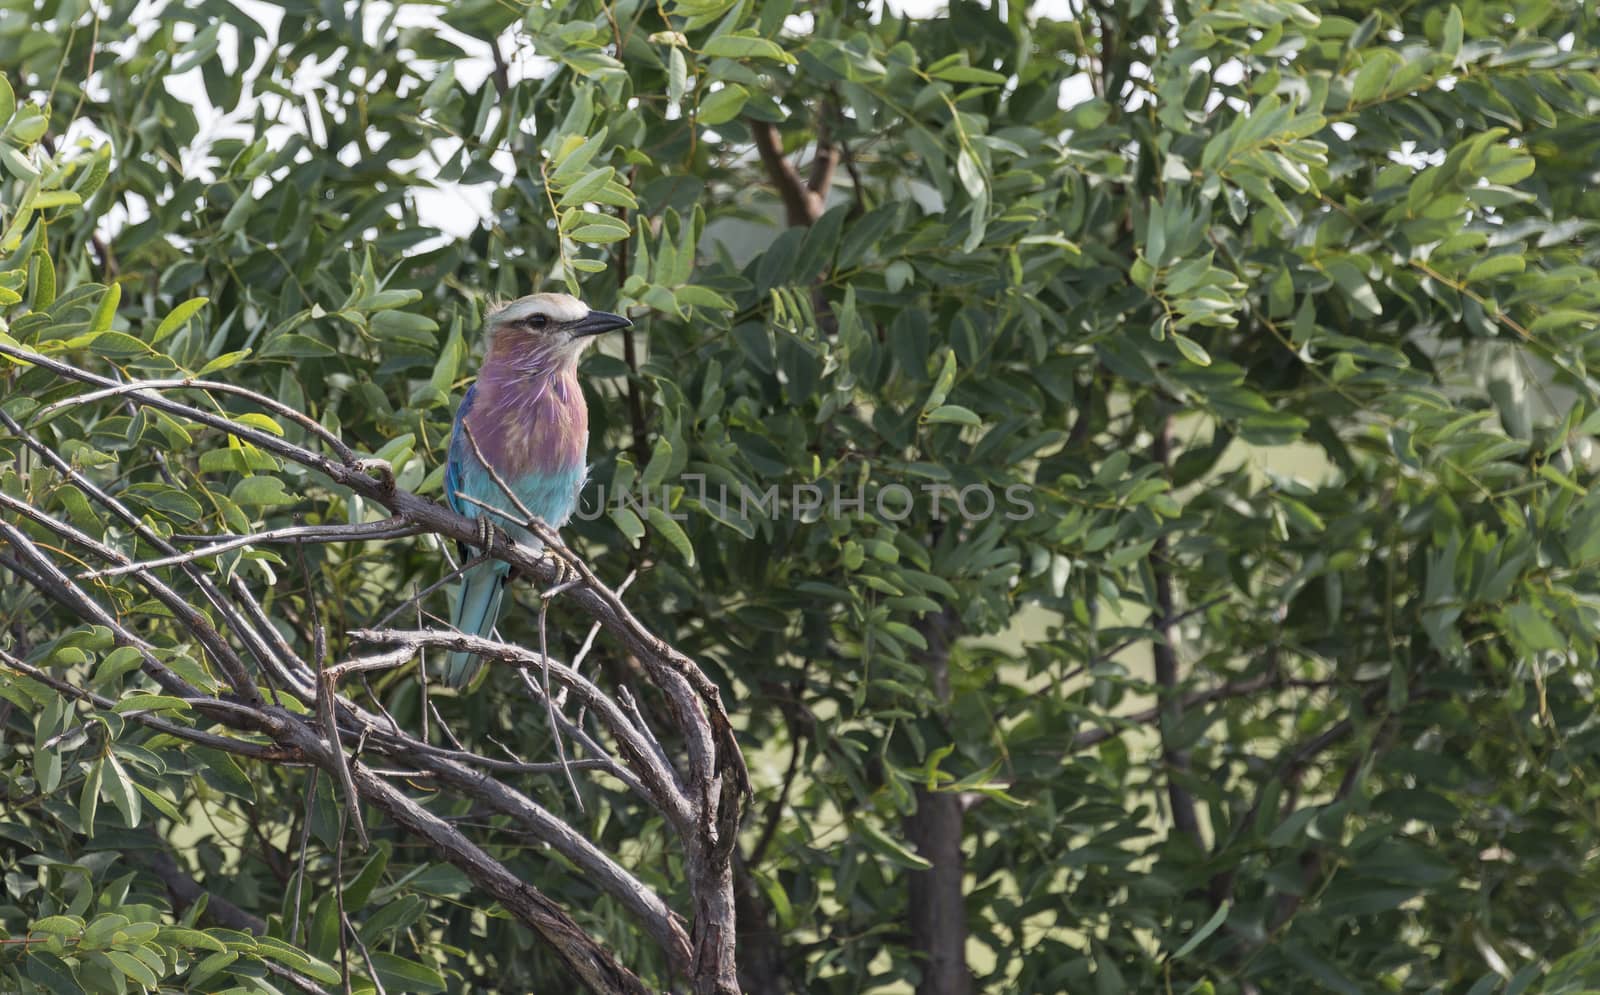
{"left": 441, "top": 293, "right": 631, "bottom": 687}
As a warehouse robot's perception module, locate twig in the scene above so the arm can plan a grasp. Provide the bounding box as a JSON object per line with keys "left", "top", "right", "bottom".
{"left": 81, "top": 517, "right": 423, "bottom": 578}
{"left": 0, "top": 648, "right": 299, "bottom": 761}
{"left": 617, "top": 686, "right": 673, "bottom": 779}
{"left": 556, "top": 569, "right": 636, "bottom": 713}
{"left": 289, "top": 768, "right": 318, "bottom": 947}
{"left": 350, "top": 628, "right": 690, "bottom": 828}
{"left": 536, "top": 594, "right": 583, "bottom": 808}
{"left": 317, "top": 670, "right": 369, "bottom": 850}
{"left": 351, "top": 763, "right": 655, "bottom": 994}
{"left": 30, "top": 376, "right": 359, "bottom": 464}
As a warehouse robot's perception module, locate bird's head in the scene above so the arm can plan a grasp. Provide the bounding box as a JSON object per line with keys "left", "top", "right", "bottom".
{"left": 485, "top": 293, "right": 632, "bottom": 370}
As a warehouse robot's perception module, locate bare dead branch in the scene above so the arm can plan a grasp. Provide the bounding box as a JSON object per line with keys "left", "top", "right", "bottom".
{"left": 348, "top": 628, "right": 691, "bottom": 828}
{"left": 352, "top": 763, "right": 652, "bottom": 995}
{"left": 83, "top": 517, "right": 422, "bottom": 578}
{"left": 30, "top": 375, "right": 359, "bottom": 465}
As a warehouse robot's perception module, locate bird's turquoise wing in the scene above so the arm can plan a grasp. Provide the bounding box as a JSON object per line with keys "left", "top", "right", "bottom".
{"left": 444, "top": 382, "right": 477, "bottom": 521}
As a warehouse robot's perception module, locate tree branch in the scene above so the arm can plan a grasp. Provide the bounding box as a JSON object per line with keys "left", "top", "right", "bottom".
{"left": 750, "top": 120, "right": 827, "bottom": 227}
{"left": 352, "top": 763, "right": 651, "bottom": 995}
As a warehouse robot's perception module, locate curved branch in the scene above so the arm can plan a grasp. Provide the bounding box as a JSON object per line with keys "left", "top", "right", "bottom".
{"left": 352, "top": 763, "right": 651, "bottom": 995}
{"left": 347, "top": 629, "right": 692, "bottom": 829}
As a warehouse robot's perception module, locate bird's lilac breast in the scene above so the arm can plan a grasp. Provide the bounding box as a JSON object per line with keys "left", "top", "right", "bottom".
{"left": 465, "top": 364, "right": 589, "bottom": 481}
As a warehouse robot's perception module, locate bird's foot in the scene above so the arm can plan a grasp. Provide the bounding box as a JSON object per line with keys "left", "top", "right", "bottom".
{"left": 541, "top": 557, "right": 583, "bottom": 599}
{"left": 474, "top": 512, "right": 496, "bottom": 554}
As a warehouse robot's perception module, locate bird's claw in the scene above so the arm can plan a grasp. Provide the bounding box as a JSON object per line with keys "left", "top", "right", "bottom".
{"left": 475, "top": 512, "right": 496, "bottom": 554}
{"left": 540, "top": 557, "right": 580, "bottom": 599}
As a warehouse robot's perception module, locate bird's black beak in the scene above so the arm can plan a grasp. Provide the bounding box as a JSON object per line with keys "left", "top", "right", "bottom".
{"left": 568, "top": 310, "right": 633, "bottom": 337}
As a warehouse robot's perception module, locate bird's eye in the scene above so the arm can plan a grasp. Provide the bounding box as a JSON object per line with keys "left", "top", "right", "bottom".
{"left": 526, "top": 315, "right": 549, "bottom": 330}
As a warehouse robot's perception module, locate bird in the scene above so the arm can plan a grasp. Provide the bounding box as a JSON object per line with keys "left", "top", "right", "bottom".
{"left": 440, "top": 292, "right": 632, "bottom": 688}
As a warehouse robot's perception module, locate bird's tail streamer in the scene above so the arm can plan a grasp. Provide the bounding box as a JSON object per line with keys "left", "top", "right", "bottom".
{"left": 443, "top": 558, "right": 509, "bottom": 688}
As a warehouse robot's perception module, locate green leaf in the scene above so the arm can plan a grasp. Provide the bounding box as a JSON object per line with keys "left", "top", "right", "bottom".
{"left": 90, "top": 283, "right": 122, "bottom": 333}
{"left": 29, "top": 916, "right": 86, "bottom": 938}
{"left": 1351, "top": 53, "right": 1393, "bottom": 104}
{"left": 30, "top": 191, "right": 82, "bottom": 210}
{"left": 151, "top": 298, "right": 209, "bottom": 343}
{"left": 924, "top": 349, "right": 957, "bottom": 411}
{"left": 234, "top": 412, "right": 284, "bottom": 437}
{"left": 1443, "top": 6, "right": 1464, "bottom": 62}
{"left": 102, "top": 754, "right": 141, "bottom": 828}
{"left": 368, "top": 953, "right": 447, "bottom": 992}
{"left": 24, "top": 951, "right": 83, "bottom": 995}
{"left": 925, "top": 404, "right": 981, "bottom": 426}
{"left": 610, "top": 506, "right": 645, "bottom": 545}
{"left": 1172, "top": 333, "right": 1212, "bottom": 366}
{"left": 642, "top": 436, "right": 674, "bottom": 491}
{"left": 701, "top": 34, "right": 795, "bottom": 64}
{"left": 189, "top": 950, "right": 238, "bottom": 987}
{"left": 158, "top": 927, "right": 228, "bottom": 954}
{"left": 79, "top": 760, "right": 101, "bottom": 836}
{"left": 696, "top": 83, "right": 749, "bottom": 126}
{"left": 1, "top": 144, "right": 38, "bottom": 179}
{"left": 668, "top": 46, "right": 688, "bottom": 112}
{"left": 113, "top": 693, "right": 191, "bottom": 714}
{"left": 857, "top": 819, "right": 932, "bottom": 870}
{"left": 1465, "top": 255, "right": 1525, "bottom": 282}
{"left": 102, "top": 950, "right": 158, "bottom": 989}
{"left": 196, "top": 349, "right": 251, "bottom": 376}
{"left": 1170, "top": 901, "right": 1229, "bottom": 960}
{"left": 230, "top": 476, "right": 297, "bottom": 508}
{"left": 931, "top": 65, "right": 1009, "bottom": 85}
{"left": 134, "top": 784, "right": 184, "bottom": 823}
{"left": 93, "top": 646, "right": 144, "bottom": 689}
{"left": 343, "top": 846, "right": 390, "bottom": 912}
{"left": 646, "top": 506, "right": 696, "bottom": 566}
{"left": 556, "top": 166, "right": 615, "bottom": 207}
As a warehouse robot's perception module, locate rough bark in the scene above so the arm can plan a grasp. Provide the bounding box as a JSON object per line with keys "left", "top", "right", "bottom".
{"left": 905, "top": 607, "right": 971, "bottom": 995}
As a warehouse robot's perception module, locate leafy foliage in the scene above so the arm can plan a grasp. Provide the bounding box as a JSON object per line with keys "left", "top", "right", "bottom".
{"left": 4, "top": 0, "right": 1600, "bottom": 992}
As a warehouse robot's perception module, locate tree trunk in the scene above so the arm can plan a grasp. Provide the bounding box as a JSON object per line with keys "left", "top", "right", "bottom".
{"left": 905, "top": 608, "right": 971, "bottom": 995}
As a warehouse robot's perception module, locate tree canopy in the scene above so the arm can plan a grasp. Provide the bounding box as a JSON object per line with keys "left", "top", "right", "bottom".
{"left": 4, "top": 0, "right": 1600, "bottom": 992}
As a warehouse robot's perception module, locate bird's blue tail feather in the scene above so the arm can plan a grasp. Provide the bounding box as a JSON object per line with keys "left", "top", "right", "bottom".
{"left": 443, "top": 559, "right": 508, "bottom": 688}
